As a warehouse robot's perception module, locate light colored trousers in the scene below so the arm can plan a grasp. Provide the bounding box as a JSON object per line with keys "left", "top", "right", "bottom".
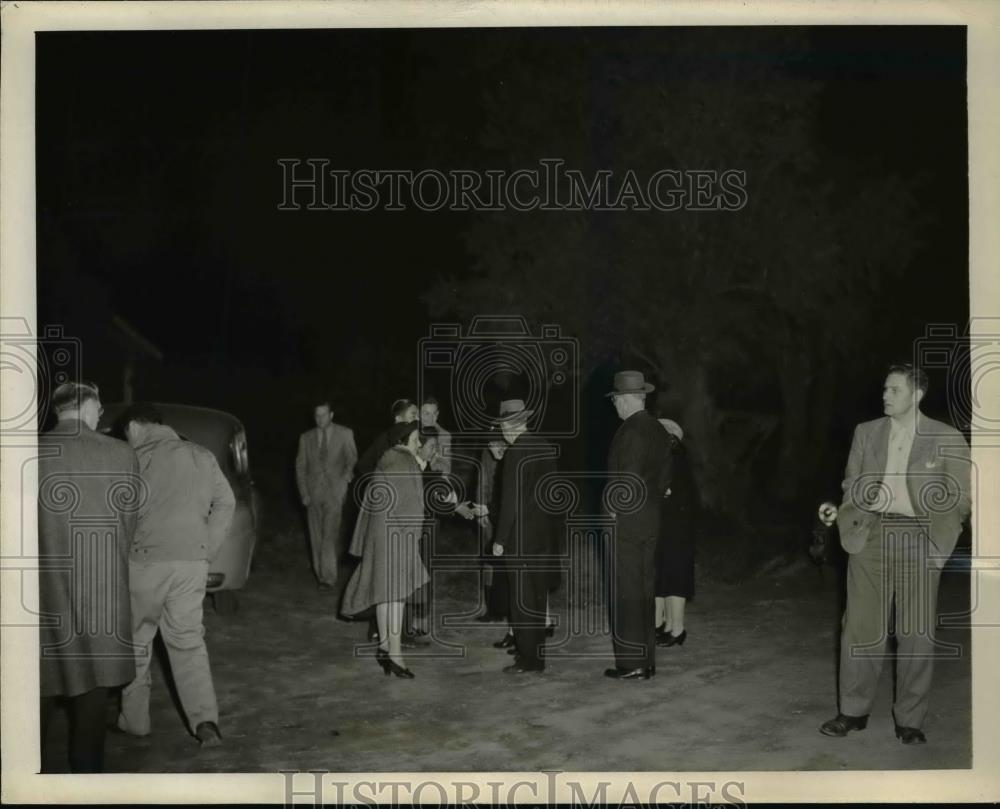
{"left": 838, "top": 518, "right": 944, "bottom": 729}
{"left": 118, "top": 560, "right": 218, "bottom": 735}
{"left": 307, "top": 497, "right": 345, "bottom": 586}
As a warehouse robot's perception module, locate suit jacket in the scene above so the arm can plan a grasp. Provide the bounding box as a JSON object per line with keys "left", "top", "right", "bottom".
{"left": 38, "top": 419, "right": 139, "bottom": 696}
{"left": 837, "top": 414, "right": 971, "bottom": 566}
{"left": 494, "top": 433, "right": 560, "bottom": 565}
{"left": 605, "top": 409, "right": 673, "bottom": 541}
{"left": 296, "top": 423, "right": 357, "bottom": 504}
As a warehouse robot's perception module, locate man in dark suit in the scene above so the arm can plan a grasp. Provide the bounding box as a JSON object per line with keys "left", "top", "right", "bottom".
{"left": 38, "top": 381, "right": 140, "bottom": 772}
{"left": 818, "top": 363, "right": 971, "bottom": 745}
{"left": 295, "top": 398, "right": 357, "bottom": 589}
{"left": 493, "top": 399, "right": 559, "bottom": 674}
{"left": 604, "top": 371, "right": 673, "bottom": 681}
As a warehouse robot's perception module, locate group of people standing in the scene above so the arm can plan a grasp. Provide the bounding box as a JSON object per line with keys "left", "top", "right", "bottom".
{"left": 294, "top": 371, "right": 699, "bottom": 680}
{"left": 37, "top": 357, "right": 970, "bottom": 774}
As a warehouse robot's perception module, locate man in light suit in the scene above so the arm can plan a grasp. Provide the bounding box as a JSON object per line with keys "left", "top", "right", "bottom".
{"left": 296, "top": 398, "right": 357, "bottom": 590}
{"left": 819, "top": 363, "right": 971, "bottom": 744}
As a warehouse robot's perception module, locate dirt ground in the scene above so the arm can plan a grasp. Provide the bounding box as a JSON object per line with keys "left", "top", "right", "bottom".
{"left": 42, "top": 521, "right": 971, "bottom": 774}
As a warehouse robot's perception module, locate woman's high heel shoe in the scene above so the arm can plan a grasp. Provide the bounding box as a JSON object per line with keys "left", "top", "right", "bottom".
{"left": 375, "top": 647, "right": 391, "bottom": 675}
{"left": 384, "top": 657, "right": 415, "bottom": 679}
{"left": 657, "top": 629, "right": 687, "bottom": 647}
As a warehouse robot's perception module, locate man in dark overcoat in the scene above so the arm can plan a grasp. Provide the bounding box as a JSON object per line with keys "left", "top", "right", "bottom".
{"left": 38, "top": 381, "right": 140, "bottom": 772}
{"left": 493, "top": 399, "right": 559, "bottom": 674}
{"left": 604, "top": 371, "right": 673, "bottom": 680}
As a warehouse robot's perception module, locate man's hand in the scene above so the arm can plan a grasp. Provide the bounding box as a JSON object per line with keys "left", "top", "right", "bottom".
{"left": 454, "top": 502, "right": 475, "bottom": 520}
{"left": 469, "top": 503, "right": 489, "bottom": 518}
{"left": 302, "top": 495, "right": 311, "bottom": 507}
{"left": 492, "top": 542, "right": 504, "bottom": 556}
{"left": 818, "top": 501, "right": 838, "bottom": 527}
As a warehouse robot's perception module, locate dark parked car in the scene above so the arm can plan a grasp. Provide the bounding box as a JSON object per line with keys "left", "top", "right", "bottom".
{"left": 99, "top": 403, "right": 260, "bottom": 614}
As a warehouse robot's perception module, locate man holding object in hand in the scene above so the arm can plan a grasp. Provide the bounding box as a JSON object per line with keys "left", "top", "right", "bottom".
{"left": 817, "top": 363, "right": 971, "bottom": 745}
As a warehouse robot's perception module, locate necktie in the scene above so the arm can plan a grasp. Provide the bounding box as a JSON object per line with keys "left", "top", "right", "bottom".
{"left": 319, "top": 429, "right": 329, "bottom": 462}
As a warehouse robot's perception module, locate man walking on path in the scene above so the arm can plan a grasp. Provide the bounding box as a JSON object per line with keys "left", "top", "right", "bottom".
{"left": 296, "top": 398, "right": 357, "bottom": 589}
{"left": 115, "top": 402, "right": 235, "bottom": 747}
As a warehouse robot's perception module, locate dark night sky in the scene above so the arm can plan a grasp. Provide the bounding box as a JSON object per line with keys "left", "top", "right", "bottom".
{"left": 35, "top": 26, "right": 968, "bottom": 460}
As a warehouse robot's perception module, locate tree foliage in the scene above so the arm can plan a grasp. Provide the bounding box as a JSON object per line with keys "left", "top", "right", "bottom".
{"left": 427, "top": 30, "right": 920, "bottom": 528}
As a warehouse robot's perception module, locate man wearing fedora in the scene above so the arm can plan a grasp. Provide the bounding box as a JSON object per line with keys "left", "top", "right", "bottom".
{"left": 817, "top": 363, "right": 971, "bottom": 744}
{"left": 492, "top": 399, "right": 560, "bottom": 674}
{"left": 604, "top": 370, "right": 673, "bottom": 680}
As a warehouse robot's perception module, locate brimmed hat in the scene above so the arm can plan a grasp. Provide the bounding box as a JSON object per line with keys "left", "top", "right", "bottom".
{"left": 658, "top": 418, "right": 684, "bottom": 441}
{"left": 495, "top": 398, "right": 534, "bottom": 425}
{"left": 606, "top": 370, "right": 655, "bottom": 397}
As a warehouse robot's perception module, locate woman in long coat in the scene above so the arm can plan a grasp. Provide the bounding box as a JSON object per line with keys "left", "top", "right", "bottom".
{"left": 654, "top": 418, "right": 699, "bottom": 647}
{"left": 342, "top": 421, "right": 429, "bottom": 677}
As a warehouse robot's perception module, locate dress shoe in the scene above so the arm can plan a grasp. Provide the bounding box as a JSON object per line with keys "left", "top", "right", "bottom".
{"left": 545, "top": 624, "right": 555, "bottom": 638}
{"left": 656, "top": 629, "right": 687, "bottom": 647}
{"left": 493, "top": 633, "right": 516, "bottom": 649}
{"left": 317, "top": 582, "right": 332, "bottom": 591}
{"left": 819, "top": 713, "right": 869, "bottom": 737}
{"left": 476, "top": 613, "right": 501, "bottom": 623}
{"left": 604, "top": 667, "right": 653, "bottom": 680}
{"left": 376, "top": 651, "right": 415, "bottom": 679}
{"left": 503, "top": 662, "right": 544, "bottom": 675}
{"left": 194, "top": 721, "right": 222, "bottom": 747}
{"left": 895, "top": 725, "right": 927, "bottom": 745}
{"left": 401, "top": 633, "right": 430, "bottom": 648}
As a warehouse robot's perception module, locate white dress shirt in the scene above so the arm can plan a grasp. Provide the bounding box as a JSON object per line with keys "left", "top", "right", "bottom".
{"left": 878, "top": 417, "right": 917, "bottom": 516}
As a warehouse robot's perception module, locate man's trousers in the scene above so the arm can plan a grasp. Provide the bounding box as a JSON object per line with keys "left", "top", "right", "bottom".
{"left": 508, "top": 563, "right": 548, "bottom": 669}
{"left": 609, "top": 534, "right": 657, "bottom": 670}
{"left": 307, "top": 497, "right": 345, "bottom": 586}
{"left": 118, "top": 560, "right": 219, "bottom": 735}
{"left": 41, "top": 687, "right": 109, "bottom": 772}
{"left": 839, "top": 516, "right": 945, "bottom": 729}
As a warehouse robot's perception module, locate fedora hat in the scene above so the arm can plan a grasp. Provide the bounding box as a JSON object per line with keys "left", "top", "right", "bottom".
{"left": 606, "top": 370, "right": 655, "bottom": 397}
{"left": 495, "top": 398, "right": 535, "bottom": 424}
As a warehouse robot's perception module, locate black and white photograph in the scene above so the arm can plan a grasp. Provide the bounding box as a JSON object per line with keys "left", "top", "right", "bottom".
{"left": 2, "top": 1, "right": 999, "bottom": 804}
